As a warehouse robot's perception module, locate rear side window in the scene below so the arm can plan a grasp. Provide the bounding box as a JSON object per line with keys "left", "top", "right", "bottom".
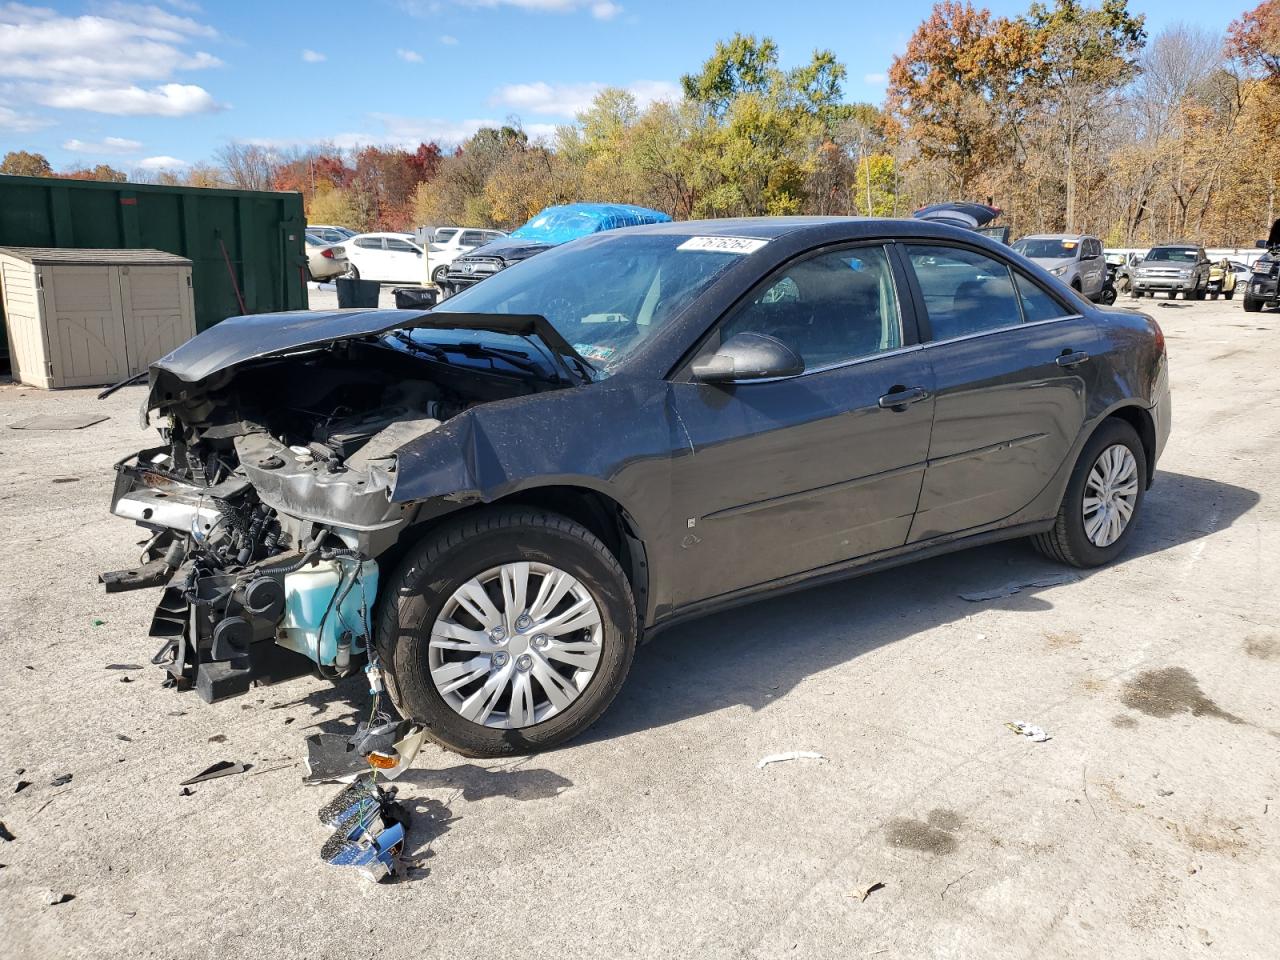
{"left": 1015, "top": 273, "right": 1072, "bottom": 323}
{"left": 385, "top": 238, "right": 416, "bottom": 252}
{"left": 355, "top": 237, "right": 382, "bottom": 249}
{"left": 460, "top": 231, "right": 487, "bottom": 246}
{"left": 905, "top": 245, "right": 1022, "bottom": 340}
{"left": 718, "top": 245, "right": 902, "bottom": 369}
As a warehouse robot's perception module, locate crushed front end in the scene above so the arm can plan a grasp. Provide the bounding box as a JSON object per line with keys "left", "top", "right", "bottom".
{"left": 101, "top": 307, "right": 574, "bottom": 703}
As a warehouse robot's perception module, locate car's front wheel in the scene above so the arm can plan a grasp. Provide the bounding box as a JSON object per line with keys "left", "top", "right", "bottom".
{"left": 376, "top": 508, "right": 638, "bottom": 757}
{"left": 1033, "top": 418, "right": 1147, "bottom": 568}
{"left": 1244, "top": 296, "right": 1262, "bottom": 312}
{"left": 431, "top": 265, "right": 449, "bottom": 285}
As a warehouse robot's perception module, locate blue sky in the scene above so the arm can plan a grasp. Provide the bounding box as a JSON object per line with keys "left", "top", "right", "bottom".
{"left": 0, "top": 0, "right": 1240, "bottom": 173}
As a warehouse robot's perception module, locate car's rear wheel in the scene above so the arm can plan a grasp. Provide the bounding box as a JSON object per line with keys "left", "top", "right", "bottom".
{"left": 376, "top": 508, "right": 638, "bottom": 757}
{"left": 342, "top": 263, "right": 360, "bottom": 280}
{"left": 1225, "top": 288, "right": 1234, "bottom": 300}
{"left": 1033, "top": 418, "right": 1146, "bottom": 568}
{"left": 1244, "top": 296, "right": 1262, "bottom": 312}
{"left": 1166, "top": 290, "right": 1177, "bottom": 299}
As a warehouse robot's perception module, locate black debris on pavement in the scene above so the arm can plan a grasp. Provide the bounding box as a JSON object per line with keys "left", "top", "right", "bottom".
{"left": 50, "top": 773, "right": 72, "bottom": 787}
{"left": 0, "top": 823, "right": 14, "bottom": 841}
{"left": 179, "top": 761, "right": 249, "bottom": 785}
{"left": 105, "top": 664, "right": 144, "bottom": 671}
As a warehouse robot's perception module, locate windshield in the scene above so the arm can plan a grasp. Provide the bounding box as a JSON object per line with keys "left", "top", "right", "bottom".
{"left": 1012, "top": 238, "right": 1079, "bottom": 259}
{"left": 432, "top": 233, "right": 744, "bottom": 374}
{"left": 1146, "top": 247, "right": 1197, "bottom": 263}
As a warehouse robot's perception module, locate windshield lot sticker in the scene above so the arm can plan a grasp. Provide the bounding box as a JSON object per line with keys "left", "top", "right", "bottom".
{"left": 574, "top": 344, "right": 617, "bottom": 363}
{"left": 677, "top": 236, "right": 769, "bottom": 254}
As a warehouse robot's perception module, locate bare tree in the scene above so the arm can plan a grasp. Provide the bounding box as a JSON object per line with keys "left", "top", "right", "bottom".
{"left": 214, "top": 142, "right": 278, "bottom": 191}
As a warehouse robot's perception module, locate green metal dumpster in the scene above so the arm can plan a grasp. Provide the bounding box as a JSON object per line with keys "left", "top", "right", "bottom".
{"left": 0, "top": 174, "right": 307, "bottom": 364}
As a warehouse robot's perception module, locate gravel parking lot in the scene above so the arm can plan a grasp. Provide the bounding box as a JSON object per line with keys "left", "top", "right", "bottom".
{"left": 1, "top": 295, "right": 1277, "bottom": 960}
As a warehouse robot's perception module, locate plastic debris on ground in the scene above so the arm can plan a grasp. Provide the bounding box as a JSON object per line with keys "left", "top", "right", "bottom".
{"left": 854, "top": 881, "right": 885, "bottom": 902}
{"left": 757, "top": 751, "right": 827, "bottom": 769}
{"left": 179, "top": 760, "right": 248, "bottom": 785}
{"left": 42, "top": 890, "right": 74, "bottom": 906}
{"left": 959, "top": 573, "right": 1080, "bottom": 602}
{"left": 318, "top": 776, "right": 410, "bottom": 882}
{"left": 1005, "top": 721, "right": 1052, "bottom": 742}
{"left": 8, "top": 413, "right": 109, "bottom": 431}
{"left": 49, "top": 773, "right": 72, "bottom": 787}
{"left": 309, "top": 657, "right": 427, "bottom": 881}
{"left": 0, "top": 822, "right": 14, "bottom": 841}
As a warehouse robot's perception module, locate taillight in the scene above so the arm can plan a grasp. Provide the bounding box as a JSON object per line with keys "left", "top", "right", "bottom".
{"left": 1151, "top": 318, "right": 1165, "bottom": 356}
{"left": 322, "top": 247, "right": 335, "bottom": 259}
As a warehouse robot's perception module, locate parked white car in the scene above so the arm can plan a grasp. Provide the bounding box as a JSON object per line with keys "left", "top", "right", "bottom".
{"left": 426, "top": 228, "right": 506, "bottom": 285}
{"left": 335, "top": 233, "right": 426, "bottom": 283}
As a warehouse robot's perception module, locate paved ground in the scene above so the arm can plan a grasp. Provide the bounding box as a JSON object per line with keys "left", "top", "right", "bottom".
{"left": 1, "top": 294, "right": 1277, "bottom": 959}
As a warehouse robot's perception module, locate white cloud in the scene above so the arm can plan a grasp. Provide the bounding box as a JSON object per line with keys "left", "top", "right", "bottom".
{"left": 863, "top": 72, "right": 887, "bottom": 86}
{"left": 36, "top": 82, "right": 222, "bottom": 116}
{"left": 301, "top": 48, "right": 326, "bottom": 62}
{"left": 396, "top": 48, "right": 423, "bottom": 62}
{"left": 439, "top": 34, "right": 458, "bottom": 44}
{"left": 490, "top": 78, "right": 678, "bottom": 117}
{"left": 0, "top": 102, "right": 53, "bottom": 130}
{"left": 589, "top": 1, "right": 621, "bottom": 19}
{"left": 138, "top": 154, "right": 188, "bottom": 169}
{"left": 0, "top": 2, "right": 223, "bottom": 117}
{"left": 62, "top": 135, "right": 143, "bottom": 154}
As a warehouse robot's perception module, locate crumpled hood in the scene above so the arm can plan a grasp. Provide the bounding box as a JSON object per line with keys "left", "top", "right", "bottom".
{"left": 146, "top": 307, "right": 591, "bottom": 411}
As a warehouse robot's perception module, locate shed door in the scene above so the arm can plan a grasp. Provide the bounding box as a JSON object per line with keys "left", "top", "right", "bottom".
{"left": 120, "top": 265, "right": 195, "bottom": 374}
{"left": 41, "top": 265, "right": 129, "bottom": 388}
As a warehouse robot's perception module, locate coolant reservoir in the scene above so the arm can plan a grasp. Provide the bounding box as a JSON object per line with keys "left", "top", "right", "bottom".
{"left": 278, "top": 558, "right": 379, "bottom": 666}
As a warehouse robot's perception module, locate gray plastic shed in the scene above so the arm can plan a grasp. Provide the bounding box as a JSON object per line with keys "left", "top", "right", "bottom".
{"left": 0, "top": 246, "right": 196, "bottom": 388}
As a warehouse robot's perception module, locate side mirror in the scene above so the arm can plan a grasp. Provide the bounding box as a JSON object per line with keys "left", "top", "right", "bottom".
{"left": 691, "top": 332, "right": 804, "bottom": 383}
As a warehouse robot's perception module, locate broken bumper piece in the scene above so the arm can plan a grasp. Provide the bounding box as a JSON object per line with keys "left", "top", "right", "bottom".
{"left": 318, "top": 777, "right": 408, "bottom": 882}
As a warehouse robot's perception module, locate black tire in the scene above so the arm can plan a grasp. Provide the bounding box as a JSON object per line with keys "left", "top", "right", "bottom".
{"left": 1244, "top": 297, "right": 1262, "bottom": 313}
{"left": 1194, "top": 285, "right": 1206, "bottom": 300}
{"left": 1166, "top": 290, "right": 1177, "bottom": 299}
{"left": 1129, "top": 288, "right": 1141, "bottom": 299}
{"left": 375, "top": 508, "right": 638, "bottom": 757}
{"left": 431, "top": 265, "right": 448, "bottom": 285}
{"left": 342, "top": 263, "right": 360, "bottom": 280}
{"left": 1225, "top": 289, "right": 1234, "bottom": 300}
{"left": 1032, "top": 418, "right": 1147, "bottom": 569}
{"left": 1101, "top": 286, "right": 1117, "bottom": 305}
{"left": 1209, "top": 290, "right": 1219, "bottom": 300}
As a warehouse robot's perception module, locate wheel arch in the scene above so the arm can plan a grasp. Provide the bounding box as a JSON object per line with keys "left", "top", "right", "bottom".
{"left": 1095, "top": 402, "right": 1157, "bottom": 488}
{"left": 390, "top": 484, "right": 652, "bottom": 629}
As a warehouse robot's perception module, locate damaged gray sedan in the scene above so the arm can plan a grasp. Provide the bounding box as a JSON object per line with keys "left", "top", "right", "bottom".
{"left": 105, "top": 217, "right": 1170, "bottom": 756}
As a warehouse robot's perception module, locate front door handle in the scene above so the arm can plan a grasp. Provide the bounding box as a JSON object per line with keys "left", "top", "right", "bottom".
{"left": 878, "top": 385, "right": 929, "bottom": 411}
{"left": 1056, "top": 350, "right": 1090, "bottom": 367}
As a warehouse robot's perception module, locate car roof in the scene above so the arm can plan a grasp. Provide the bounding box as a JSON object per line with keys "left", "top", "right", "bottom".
{"left": 1152, "top": 241, "right": 1199, "bottom": 248}
{"left": 609, "top": 215, "right": 1010, "bottom": 244}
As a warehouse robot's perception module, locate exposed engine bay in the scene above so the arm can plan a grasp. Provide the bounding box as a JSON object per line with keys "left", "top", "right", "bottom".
{"left": 102, "top": 317, "right": 571, "bottom": 702}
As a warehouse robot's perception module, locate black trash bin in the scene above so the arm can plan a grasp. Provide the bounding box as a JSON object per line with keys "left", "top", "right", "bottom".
{"left": 391, "top": 286, "right": 439, "bottom": 310}
{"left": 335, "top": 278, "right": 381, "bottom": 308}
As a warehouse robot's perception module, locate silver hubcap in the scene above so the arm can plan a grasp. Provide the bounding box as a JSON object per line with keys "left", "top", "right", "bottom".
{"left": 428, "top": 562, "right": 603, "bottom": 729}
{"left": 1083, "top": 444, "right": 1139, "bottom": 548}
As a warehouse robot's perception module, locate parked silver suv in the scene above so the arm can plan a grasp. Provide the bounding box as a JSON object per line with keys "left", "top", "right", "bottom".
{"left": 1129, "top": 243, "right": 1211, "bottom": 300}
{"left": 1011, "top": 234, "right": 1107, "bottom": 301}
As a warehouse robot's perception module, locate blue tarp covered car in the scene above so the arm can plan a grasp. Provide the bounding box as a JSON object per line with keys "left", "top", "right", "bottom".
{"left": 441, "top": 202, "right": 672, "bottom": 296}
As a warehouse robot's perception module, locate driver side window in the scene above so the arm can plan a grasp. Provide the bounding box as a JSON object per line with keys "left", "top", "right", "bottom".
{"left": 718, "top": 245, "right": 903, "bottom": 369}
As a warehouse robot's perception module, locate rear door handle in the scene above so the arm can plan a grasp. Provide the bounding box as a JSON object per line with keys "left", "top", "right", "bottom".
{"left": 1056, "top": 351, "right": 1090, "bottom": 367}
{"left": 878, "top": 386, "right": 929, "bottom": 411}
